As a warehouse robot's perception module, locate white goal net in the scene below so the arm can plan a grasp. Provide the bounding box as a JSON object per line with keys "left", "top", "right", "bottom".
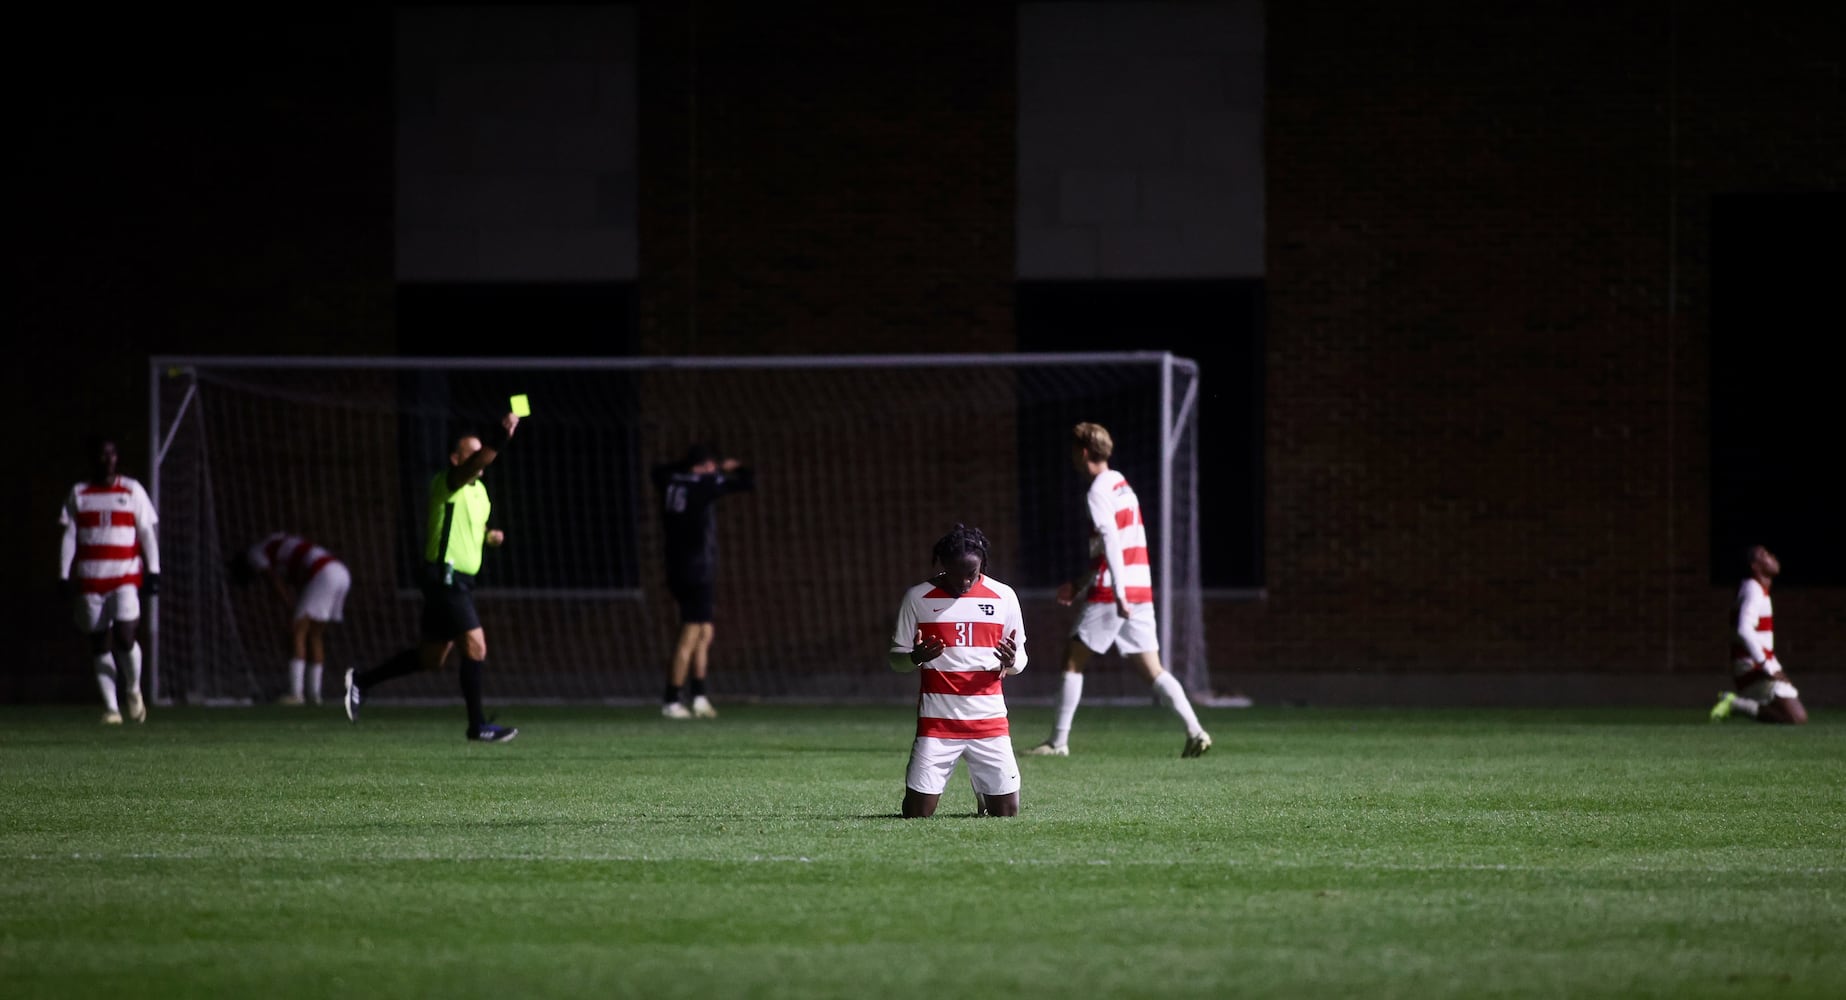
{"left": 149, "top": 354, "right": 1205, "bottom": 705}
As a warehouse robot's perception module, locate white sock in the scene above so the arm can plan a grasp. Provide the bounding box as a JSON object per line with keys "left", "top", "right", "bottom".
{"left": 94, "top": 653, "right": 120, "bottom": 712}
{"left": 1731, "top": 695, "right": 1761, "bottom": 717}
{"left": 1052, "top": 673, "right": 1083, "bottom": 745}
{"left": 288, "top": 658, "right": 306, "bottom": 698}
{"left": 1152, "top": 671, "right": 1204, "bottom": 737}
{"left": 120, "top": 643, "right": 143, "bottom": 695}
{"left": 306, "top": 663, "right": 324, "bottom": 702}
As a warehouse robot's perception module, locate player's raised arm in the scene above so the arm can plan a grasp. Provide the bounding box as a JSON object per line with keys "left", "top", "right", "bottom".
{"left": 446, "top": 412, "right": 518, "bottom": 492}
{"left": 717, "top": 457, "right": 754, "bottom": 493}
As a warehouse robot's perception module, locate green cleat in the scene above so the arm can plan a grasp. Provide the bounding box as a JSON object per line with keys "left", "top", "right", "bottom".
{"left": 1709, "top": 691, "right": 1736, "bottom": 722}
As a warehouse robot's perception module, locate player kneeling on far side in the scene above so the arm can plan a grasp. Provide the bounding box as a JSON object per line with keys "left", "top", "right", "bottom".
{"left": 889, "top": 525, "right": 1026, "bottom": 819}
{"left": 1710, "top": 544, "right": 1809, "bottom": 725}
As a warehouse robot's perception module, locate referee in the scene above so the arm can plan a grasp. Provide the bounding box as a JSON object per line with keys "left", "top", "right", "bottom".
{"left": 345, "top": 411, "right": 520, "bottom": 742}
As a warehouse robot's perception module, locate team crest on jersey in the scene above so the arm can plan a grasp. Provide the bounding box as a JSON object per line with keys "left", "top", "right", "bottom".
{"left": 978, "top": 604, "right": 995, "bottom": 615}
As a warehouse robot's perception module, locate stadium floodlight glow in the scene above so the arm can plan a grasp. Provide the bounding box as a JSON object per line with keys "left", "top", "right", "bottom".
{"left": 150, "top": 354, "right": 1206, "bottom": 706}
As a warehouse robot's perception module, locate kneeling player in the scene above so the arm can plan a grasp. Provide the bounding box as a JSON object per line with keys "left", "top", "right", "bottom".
{"left": 1711, "top": 545, "right": 1809, "bottom": 725}
{"left": 888, "top": 525, "right": 1026, "bottom": 818}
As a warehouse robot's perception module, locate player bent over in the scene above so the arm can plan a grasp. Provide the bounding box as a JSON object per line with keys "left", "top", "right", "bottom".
{"left": 889, "top": 525, "right": 1026, "bottom": 818}
{"left": 1711, "top": 545, "right": 1809, "bottom": 725}
{"left": 1027, "top": 422, "right": 1211, "bottom": 758}
{"left": 230, "top": 533, "right": 351, "bottom": 705}
{"left": 58, "top": 436, "right": 160, "bottom": 724}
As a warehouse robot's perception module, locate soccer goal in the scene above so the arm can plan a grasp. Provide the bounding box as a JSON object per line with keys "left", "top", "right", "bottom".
{"left": 148, "top": 353, "right": 1206, "bottom": 706}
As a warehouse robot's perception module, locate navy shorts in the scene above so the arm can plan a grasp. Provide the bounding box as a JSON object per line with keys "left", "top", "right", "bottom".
{"left": 669, "top": 577, "right": 715, "bottom": 624}
{"left": 420, "top": 565, "right": 481, "bottom": 640}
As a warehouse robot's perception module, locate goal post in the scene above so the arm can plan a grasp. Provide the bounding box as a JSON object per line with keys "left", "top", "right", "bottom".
{"left": 149, "top": 353, "right": 1208, "bottom": 705}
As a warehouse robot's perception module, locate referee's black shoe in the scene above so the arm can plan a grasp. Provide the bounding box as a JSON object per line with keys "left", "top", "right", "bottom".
{"left": 467, "top": 723, "right": 518, "bottom": 743}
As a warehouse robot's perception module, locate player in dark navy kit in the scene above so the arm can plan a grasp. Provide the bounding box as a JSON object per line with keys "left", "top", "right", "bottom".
{"left": 652, "top": 444, "right": 754, "bottom": 718}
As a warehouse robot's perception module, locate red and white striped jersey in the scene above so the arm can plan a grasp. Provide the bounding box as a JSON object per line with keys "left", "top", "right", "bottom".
{"left": 1731, "top": 578, "right": 1777, "bottom": 680}
{"left": 890, "top": 574, "right": 1027, "bottom": 740}
{"left": 248, "top": 532, "right": 341, "bottom": 587}
{"left": 1085, "top": 469, "right": 1153, "bottom": 605}
{"left": 59, "top": 476, "right": 159, "bottom": 593}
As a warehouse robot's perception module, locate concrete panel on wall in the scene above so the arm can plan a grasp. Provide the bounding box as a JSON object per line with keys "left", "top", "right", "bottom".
{"left": 396, "top": 5, "right": 637, "bottom": 282}
{"left": 1018, "top": 1, "right": 1264, "bottom": 279}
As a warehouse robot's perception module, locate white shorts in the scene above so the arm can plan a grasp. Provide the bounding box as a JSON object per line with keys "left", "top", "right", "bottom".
{"left": 905, "top": 735, "right": 1020, "bottom": 796}
{"left": 1734, "top": 663, "right": 1799, "bottom": 701}
{"left": 296, "top": 562, "right": 351, "bottom": 622}
{"left": 1071, "top": 600, "right": 1160, "bottom": 655}
{"left": 73, "top": 584, "right": 139, "bottom": 633}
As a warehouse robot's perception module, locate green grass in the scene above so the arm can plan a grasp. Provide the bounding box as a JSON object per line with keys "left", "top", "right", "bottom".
{"left": 2, "top": 705, "right": 1842, "bottom": 999}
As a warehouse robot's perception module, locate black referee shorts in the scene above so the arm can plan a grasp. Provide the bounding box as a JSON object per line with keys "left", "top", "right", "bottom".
{"left": 420, "top": 565, "right": 481, "bottom": 640}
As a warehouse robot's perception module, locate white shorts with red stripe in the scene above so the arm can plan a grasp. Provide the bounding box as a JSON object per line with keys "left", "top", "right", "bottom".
{"left": 72, "top": 584, "right": 140, "bottom": 633}
{"left": 905, "top": 735, "right": 1020, "bottom": 796}
{"left": 1072, "top": 600, "right": 1159, "bottom": 655}
{"left": 295, "top": 561, "right": 351, "bottom": 622}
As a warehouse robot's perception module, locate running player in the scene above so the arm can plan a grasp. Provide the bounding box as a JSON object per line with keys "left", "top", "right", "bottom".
{"left": 345, "top": 412, "right": 520, "bottom": 742}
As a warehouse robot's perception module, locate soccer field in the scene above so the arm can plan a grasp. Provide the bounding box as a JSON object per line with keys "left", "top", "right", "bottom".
{"left": 3, "top": 705, "right": 1841, "bottom": 999}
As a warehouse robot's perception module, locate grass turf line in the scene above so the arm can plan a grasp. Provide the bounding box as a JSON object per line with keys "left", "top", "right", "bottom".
{"left": 2, "top": 705, "right": 1841, "bottom": 999}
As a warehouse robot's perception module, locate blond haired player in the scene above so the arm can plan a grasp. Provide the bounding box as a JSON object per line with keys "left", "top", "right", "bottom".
{"left": 58, "top": 436, "right": 160, "bottom": 724}
{"left": 1710, "top": 545, "right": 1809, "bottom": 725}
{"left": 889, "top": 525, "right": 1026, "bottom": 818}
{"left": 1027, "top": 422, "right": 1211, "bottom": 758}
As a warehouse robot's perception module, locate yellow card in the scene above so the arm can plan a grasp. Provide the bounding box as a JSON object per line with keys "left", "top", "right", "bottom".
{"left": 510, "top": 394, "right": 531, "bottom": 417}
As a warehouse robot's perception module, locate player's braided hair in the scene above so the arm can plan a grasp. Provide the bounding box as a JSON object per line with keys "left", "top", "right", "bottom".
{"left": 932, "top": 523, "right": 990, "bottom": 573}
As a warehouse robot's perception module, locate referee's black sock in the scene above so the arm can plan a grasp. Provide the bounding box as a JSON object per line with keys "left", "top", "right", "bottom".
{"left": 460, "top": 656, "right": 487, "bottom": 730}
{"left": 688, "top": 677, "right": 706, "bottom": 699}
{"left": 357, "top": 649, "right": 420, "bottom": 690}
{"left": 662, "top": 683, "right": 682, "bottom": 705}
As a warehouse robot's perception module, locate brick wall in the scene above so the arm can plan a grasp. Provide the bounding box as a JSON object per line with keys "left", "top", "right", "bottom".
{"left": 1223, "top": 1, "right": 1845, "bottom": 690}
{"left": 638, "top": 3, "right": 1016, "bottom": 355}
{"left": 11, "top": 3, "right": 1841, "bottom": 705}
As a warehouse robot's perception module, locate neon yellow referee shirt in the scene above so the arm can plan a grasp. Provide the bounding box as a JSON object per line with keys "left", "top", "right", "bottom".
{"left": 424, "top": 470, "right": 492, "bottom": 576}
